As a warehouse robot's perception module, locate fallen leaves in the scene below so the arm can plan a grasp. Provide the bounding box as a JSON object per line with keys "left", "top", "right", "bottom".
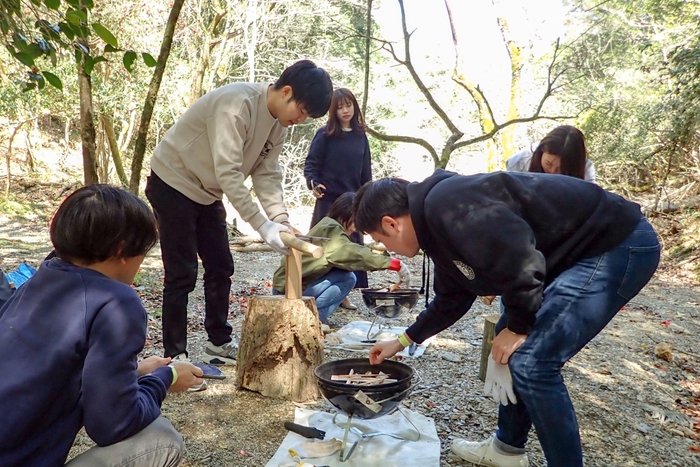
{"left": 655, "top": 342, "right": 673, "bottom": 362}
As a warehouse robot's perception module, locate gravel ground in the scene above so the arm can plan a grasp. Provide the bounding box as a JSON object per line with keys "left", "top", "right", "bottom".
{"left": 68, "top": 251, "right": 700, "bottom": 467}
{"left": 1, "top": 198, "right": 699, "bottom": 466}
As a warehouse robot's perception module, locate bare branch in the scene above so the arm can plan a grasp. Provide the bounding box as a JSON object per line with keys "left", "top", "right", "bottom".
{"left": 453, "top": 114, "right": 577, "bottom": 151}
{"left": 396, "top": 0, "right": 462, "bottom": 136}
{"left": 366, "top": 126, "right": 439, "bottom": 166}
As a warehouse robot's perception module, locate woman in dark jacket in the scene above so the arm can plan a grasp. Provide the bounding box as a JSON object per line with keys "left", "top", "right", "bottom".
{"left": 304, "top": 88, "right": 372, "bottom": 304}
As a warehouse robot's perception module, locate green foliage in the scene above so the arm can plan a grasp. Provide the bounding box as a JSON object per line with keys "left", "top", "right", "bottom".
{"left": 142, "top": 52, "right": 156, "bottom": 67}
{"left": 0, "top": 0, "right": 160, "bottom": 91}
{"left": 40, "top": 70, "right": 61, "bottom": 88}
{"left": 0, "top": 195, "right": 46, "bottom": 218}
{"left": 561, "top": 0, "right": 700, "bottom": 190}
{"left": 92, "top": 22, "right": 117, "bottom": 48}
{"left": 122, "top": 50, "right": 137, "bottom": 72}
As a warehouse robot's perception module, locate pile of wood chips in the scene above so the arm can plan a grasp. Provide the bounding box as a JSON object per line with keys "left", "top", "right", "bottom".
{"left": 330, "top": 369, "right": 397, "bottom": 385}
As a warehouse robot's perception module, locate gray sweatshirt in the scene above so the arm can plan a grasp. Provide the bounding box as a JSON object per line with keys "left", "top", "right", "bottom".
{"left": 150, "top": 82, "right": 289, "bottom": 230}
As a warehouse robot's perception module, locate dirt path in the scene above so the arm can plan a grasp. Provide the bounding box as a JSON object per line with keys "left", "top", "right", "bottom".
{"left": 2, "top": 196, "right": 699, "bottom": 466}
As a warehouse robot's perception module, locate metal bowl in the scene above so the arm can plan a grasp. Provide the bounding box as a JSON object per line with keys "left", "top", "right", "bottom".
{"left": 314, "top": 358, "right": 414, "bottom": 420}
{"left": 360, "top": 288, "right": 420, "bottom": 319}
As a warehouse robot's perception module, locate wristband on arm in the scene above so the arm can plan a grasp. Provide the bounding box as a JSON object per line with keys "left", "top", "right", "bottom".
{"left": 168, "top": 364, "right": 178, "bottom": 385}
{"left": 398, "top": 332, "right": 412, "bottom": 348}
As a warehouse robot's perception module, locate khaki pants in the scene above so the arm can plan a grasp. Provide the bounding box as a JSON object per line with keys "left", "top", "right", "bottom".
{"left": 65, "top": 417, "right": 183, "bottom": 467}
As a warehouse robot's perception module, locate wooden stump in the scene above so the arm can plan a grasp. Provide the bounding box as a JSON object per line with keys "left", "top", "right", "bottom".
{"left": 479, "top": 314, "right": 501, "bottom": 382}
{"left": 235, "top": 295, "right": 324, "bottom": 402}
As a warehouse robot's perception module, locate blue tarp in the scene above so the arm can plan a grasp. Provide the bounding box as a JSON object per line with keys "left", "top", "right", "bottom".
{"left": 5, "top": 262, "right": 37, "bottom": 289}
{"left": 0, "top": 262, "right": 38, "bottom": 309}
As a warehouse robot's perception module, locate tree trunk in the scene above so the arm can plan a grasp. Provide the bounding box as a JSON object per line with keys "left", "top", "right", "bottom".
{"left": 245, "top": 0, "right": 258, "bottom": 82}
{"left": 188, "top": 10, "right": 228, "bottom": 105}
{"left": 129, "top": 0, "right": 186, "bottom": 195}
{"left": 78, "top": 43, "right": 98, "bottom": 187}
{"left": 101, "top": 114, "right": 129, "bottom": 187}
{"left": 362, "top": 0, "right": 373, "bottom": 116}
{"left": 494, "top": 1, "right": 526, "bottom": 169}
{"left": 235, "top": 296, "right": 323, "bottom": 402}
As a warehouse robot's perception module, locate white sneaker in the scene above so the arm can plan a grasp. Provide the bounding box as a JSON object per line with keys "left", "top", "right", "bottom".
{"left": 321, "top": 324, "right": 331, "bottom": 334}
{"left": 203, "top": 341, "right": 238, "bottom": 365}
{"left": 171, "top": 354, "right": 207, "bottom": 392}
{"left": 451, "top": 435, "right": 528, "bottom": 467}
{"left": 340, "top": 297, "right": 357, "bottom": 310}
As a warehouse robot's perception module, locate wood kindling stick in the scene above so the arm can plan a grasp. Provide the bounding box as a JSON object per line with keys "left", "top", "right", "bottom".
{"left": 279, "top": 232, "right": 325, "bottom": 299}
{"left": 330, "top": 370, "right": 397, "bottom": 385}
{"left": 280, "top": 232, "right": 324, "bottom": 259}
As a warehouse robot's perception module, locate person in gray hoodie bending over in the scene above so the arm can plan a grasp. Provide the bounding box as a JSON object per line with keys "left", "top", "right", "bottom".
{"left": 146, "top": 60, "right": 333, "bottom": 367}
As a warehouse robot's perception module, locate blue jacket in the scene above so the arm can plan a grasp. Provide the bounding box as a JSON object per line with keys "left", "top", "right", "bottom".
{"left": 0, "top": 259, "right": 173, "bottom": 467}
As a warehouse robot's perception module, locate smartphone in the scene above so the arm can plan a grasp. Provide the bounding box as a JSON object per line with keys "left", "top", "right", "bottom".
{"left": 193, "top": 363, "right": 226, "bottom": 380}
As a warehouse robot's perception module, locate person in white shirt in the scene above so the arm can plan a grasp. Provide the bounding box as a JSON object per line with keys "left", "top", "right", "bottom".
{"left": 145, "top": 60, "right": 333, "bottom": 366}
{"left": 506, "top": 125, "right": 596, "bottom": 182}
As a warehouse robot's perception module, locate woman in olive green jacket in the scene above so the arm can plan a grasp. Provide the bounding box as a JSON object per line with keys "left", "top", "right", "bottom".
{"left": 272, "top": 193, "right": 410, "bottom": 322}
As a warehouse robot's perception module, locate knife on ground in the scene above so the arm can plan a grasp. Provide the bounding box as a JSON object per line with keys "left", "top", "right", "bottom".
{"left": 295, "top": 235, "right": 331, "bottom": 243}
{"left": 284, "top": 421, "right": 326, "bottom": 440}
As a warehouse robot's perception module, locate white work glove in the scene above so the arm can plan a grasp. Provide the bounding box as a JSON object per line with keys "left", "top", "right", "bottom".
{"left": 257, "top": 220, "right": 290, "bottom": 255}
{"left": 397, "top": 262, "right": 411, "bottom": 288}
{"left": 484, "top": 354, "right": 517, "bottom": 405}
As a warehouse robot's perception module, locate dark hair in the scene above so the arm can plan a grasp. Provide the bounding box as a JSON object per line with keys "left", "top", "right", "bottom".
{"left": 273, "top": 60, "right": 333, "bottom": 119}
{"left": 352, "top": 178, "right": 410, "bottom": 234}
{"left": 50, "top": 184, "right": 158, "bottom": 264}
{"left": 528, "top": 125, "right": 587, "bottom": 179}
{"left": 327, "top": 192, "right": 355, "bottom": 230}
{"left": 325, "top": 88, "right": 366, "bottom": 137}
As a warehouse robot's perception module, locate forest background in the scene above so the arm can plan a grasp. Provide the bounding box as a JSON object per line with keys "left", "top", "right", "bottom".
{"left": 2, "top": 0, "right": 700, "bottom": 255}
{"left": 2, "top": 1, "right": 700, "bottom": 465}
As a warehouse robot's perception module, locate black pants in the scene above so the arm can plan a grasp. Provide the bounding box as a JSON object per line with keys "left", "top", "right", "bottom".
{"left": 310, "top": 195, "right": 368, "bottom": 289}
{"left": 145, "top": 172, "right": 234, "bottom": 357}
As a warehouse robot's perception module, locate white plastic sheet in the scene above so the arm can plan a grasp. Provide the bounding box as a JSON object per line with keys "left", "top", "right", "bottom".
{"left": 326, "top": 320, "right": 434, "bottom": 358}
{"left": 265, "top": 407, "right": 441, "bottom": 467}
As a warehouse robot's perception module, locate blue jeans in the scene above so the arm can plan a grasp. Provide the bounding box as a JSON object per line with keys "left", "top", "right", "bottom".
{"left": 274, "top": 269, "right": 356, "bottom": 322}
{"left": 494, "top": 218, "right": 660, "bottom": 466}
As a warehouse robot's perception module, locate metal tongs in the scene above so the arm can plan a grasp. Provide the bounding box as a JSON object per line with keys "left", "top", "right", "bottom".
{"left": 331, "top": 408, "right": 421, "bottom": 462}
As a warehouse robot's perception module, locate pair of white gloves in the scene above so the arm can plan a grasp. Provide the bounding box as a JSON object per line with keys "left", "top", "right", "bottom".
{"left": 397, "top": 262, "right": 411, "bottom": 287}
{"left": 257, "top": 220, "right": 291, "bottom": 255}
{"left": 484, "top": 354, "right": 518, "bottom": 406}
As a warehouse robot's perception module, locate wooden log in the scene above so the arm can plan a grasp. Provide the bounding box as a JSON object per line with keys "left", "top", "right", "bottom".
{"left": 231, "top": 244, "right": 274, "bottom": 253}
{"left": 479, "top": 314, "right": 501, "bottom": 382}
{"left": 280, "top": 232, "right": 323, "bottom": 259}
{"left": 366, "top": 241, "right": 388, "bottom": 255}
{"left": 235, "top": 295, "right": 323, "bottom": 401}
{"left": 285, "top": 248, "right": 303, "bottom": 299}
{"left": 230, "top": 236, "right": 264, "bottom": 245}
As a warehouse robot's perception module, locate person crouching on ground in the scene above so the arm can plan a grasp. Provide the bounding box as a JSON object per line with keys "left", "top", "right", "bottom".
{"left": 352, "top": 169, "right": 659, "bottom": 467}
{"left": 0, "top": 184, "right": 204, "bottom": 467}
{"left": 272, "top": 192, "right": 410, "bottom": 326}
